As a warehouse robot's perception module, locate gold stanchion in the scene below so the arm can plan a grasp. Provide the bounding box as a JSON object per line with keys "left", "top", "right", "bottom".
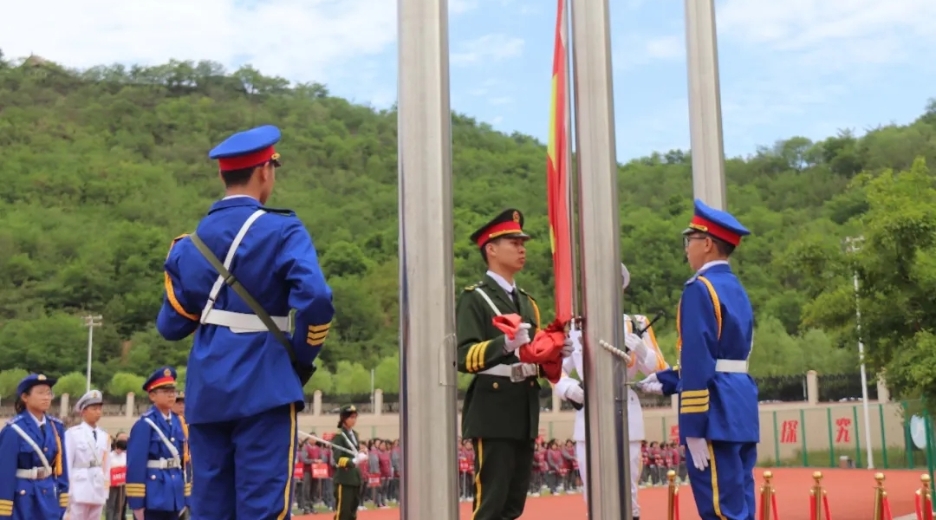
{"left": 667, "top": 470, "right": 679, "bottom": 520}
{"left": 917, "top": 474, "right": 932, "bottom": 520}
{"left": 872, "top": 473, "right": 886, "bottom": 520}
{"left": 809, "top": 472, "right": 825, "bottom": 520}
{"left": 760, "top": 470, "right": 776, "bottom": 520}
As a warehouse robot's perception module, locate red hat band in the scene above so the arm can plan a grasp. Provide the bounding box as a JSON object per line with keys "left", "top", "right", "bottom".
{"left": 217, "top": 146, "right": 277, "bottom": 172}
{"left": 688, "top": 216, "right": 741, "bottom": 246}
{"left": 147, "top": 376, "right": 175, "bottom": 392}
{"left": 476, "top": 221, "right": 524, "bottom": 247}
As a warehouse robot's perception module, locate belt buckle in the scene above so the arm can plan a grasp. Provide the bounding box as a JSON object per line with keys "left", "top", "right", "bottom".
{"left": 510, "top": 364, "right": 534, "bottom": 383}
{"left": 37, "top": 468, "right": 50, "bottom": 479}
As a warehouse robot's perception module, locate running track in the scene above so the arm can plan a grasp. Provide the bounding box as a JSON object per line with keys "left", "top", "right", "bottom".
{"left": 297, "top": 468, "right": 930, "bottom": 519}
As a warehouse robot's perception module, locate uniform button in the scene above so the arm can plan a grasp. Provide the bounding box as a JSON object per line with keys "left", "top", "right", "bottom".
{"left": 44, "top": 447, "right": 48, "bottom": 452}
{"left": 530, "top": 381, "right": 534, "bottom": 387}
{"left": 151, "top": 475, "right": 156, "bottom": 480}
{"left": 170, "top": 438, "right": 175, "bottom": 442}
{"left": 19, "top": 490, "right": 25, "bottom": 495}
{"left": 492, "top": 382, "right": 499, "bottom": 389}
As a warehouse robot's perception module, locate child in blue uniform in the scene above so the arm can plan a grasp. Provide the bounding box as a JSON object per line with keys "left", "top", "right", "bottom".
{"left": 126, "top": 367, "right": 187, "bottom": 520}
{"left": 0, "top": 373, "right": 70, "bottom": 519}
{"left": 639, "top": 199, "right": 759, "bottom": 520}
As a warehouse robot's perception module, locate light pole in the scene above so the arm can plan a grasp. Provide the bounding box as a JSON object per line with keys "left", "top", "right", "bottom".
{"left": 84, "top": 314, "right": 103, "bottom": 393}
{"left": 844, "top": 236, "right": 873, "bottom": 469}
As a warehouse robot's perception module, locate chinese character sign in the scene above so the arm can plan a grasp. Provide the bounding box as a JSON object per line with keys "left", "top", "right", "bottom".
{"left": 835, "top": 417, "right": 852, "bottom": 444}
{"left": 780, "top": 420, "right": 798, "bottom": 444}
{"left": 669, "top": 425, "right": 680, "bottom": 443}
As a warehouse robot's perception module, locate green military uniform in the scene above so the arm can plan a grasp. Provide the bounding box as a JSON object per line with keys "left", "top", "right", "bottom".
{"left": 331, "top": 405, "right": 363, "bottom": 520}
{"left": 457, "top": 208, "right": 548, "bottom": 520}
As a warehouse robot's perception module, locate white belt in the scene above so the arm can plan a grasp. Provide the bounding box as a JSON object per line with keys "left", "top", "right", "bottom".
{"left": 714, "top": 359, "right": 748, "bottom": 373}
{"left": 201, "top": 309, "right": 291, "bottom": 333}
{"left": 16, "top": 467, "right": 52, "bottom": 480}
{"left": 479, "top": 363, "right": 538, "bottom": 382}
{"left": 146, "top": 458, "right": 182, "bottom": 470}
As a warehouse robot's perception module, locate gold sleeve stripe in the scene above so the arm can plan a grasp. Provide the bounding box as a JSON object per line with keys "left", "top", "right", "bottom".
{"left": 124, "top": 483, "right": 146, "bottom": 488}
{"left": 125, "top": 489, "right": 146, "bottom": 498}
{"left": 466, "top": 341, "right": 490, "bottom": 373}
{"left": 681, "top": 389, "right": 709, "bottom": 399}
{"left": 680, "top": 396, "right": 709, "bottom": 407}
{"left": 307, "top": 329, "right": 329, "bottom": 347}
{"left": 308, "top": 322, "right": 331, "bottom": 333}
{"left": 165, "top": 272, "right": 199, "bottom": 321}
{"left": 0, "top": 500, "right": 11, "bottom": 507}
{"left": 680, "top": 404, "right": 709, "bottom": 414}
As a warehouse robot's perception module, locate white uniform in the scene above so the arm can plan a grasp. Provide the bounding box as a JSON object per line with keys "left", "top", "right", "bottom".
{"left": 65, "top": 417, "right": 111, "bottom": 519}
{"left": 554, "top": 315, "right": 667, "bottom": 518}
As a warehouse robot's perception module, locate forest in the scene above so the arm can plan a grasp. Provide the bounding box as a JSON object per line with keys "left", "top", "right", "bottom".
{"left": 0, "top": 52, "right": 934, "bottom": 403}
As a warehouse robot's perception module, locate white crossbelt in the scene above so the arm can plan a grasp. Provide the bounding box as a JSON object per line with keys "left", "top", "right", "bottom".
{"left": 15, "top": 467, "right": 53, "bottom": 479}
{"left": 472, "top": 287, "right": 538, "bottom": 382}
{"left": 199, "top": 209, "right": 290, "bottom": 333}
{"left": 714, "top": 359, "right": 748, "bottom": 373}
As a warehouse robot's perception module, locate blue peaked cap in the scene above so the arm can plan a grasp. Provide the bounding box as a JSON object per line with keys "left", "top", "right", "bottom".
{"left": 209, "top": 125, "right": 281, "bottom": 159}
{"left": 143, "top": 366, "right": 178, "bottom": 392}
{"left": 683, "top": 198, "right": 750, "bottom": 246}
{"left": 17, "top": 373, "right": 57, "bottom": 396}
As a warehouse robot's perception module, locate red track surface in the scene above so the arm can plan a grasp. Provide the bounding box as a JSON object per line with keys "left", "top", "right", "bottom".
{"left": 297, "top": 468, "right": 928, "bottom": 519}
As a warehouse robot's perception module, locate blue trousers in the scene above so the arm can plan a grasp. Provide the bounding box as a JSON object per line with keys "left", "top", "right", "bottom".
{"left": 687, "top": 441, "right": 757, "bottom": 520}
{"left": 189, "top": 404, "right": 298, "bottom": 520}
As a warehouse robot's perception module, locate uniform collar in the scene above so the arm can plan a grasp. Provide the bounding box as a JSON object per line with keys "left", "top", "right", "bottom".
{"left": 29, "top": 412, "right": 46, "bottom": 427}
{"left": 209, "top": 196, "right": 262, "bottom": 214}
{"left": 696, "top": 260, "right": 730, "bottom": 276}
{"left": 486, "top": 270, "right": 516, "bottom": 294}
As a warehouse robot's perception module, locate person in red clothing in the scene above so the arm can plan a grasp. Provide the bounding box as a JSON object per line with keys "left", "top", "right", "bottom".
{"left": 377, "top": 441, "right": 392, "bottom": 509}
{"left": 530, "top": 444, "right": 547, "bottom": 497}
{"left": 561, "top": 440, "right": 577, "bottom": 492}
{"left": 545, "top": 440, "right": 564, "bottom": 495}
{"left": 458, "top": 440, "right": 471, "bottom": 501}
{"left": 639, "top": 441, "right": 651, "bottom": 487}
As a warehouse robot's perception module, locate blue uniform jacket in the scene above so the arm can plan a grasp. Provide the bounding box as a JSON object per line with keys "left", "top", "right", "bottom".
{"left": 656, "top": 262, "right": 759, "bottom": 443}
{"left": 0, "top": 413, "right": 69, "bottom": 520}
{"left": 156, "top": 196, "right": 335, "bottom": 424}
{"left": 126, "top": 407, "right": 186, "bottom": 512}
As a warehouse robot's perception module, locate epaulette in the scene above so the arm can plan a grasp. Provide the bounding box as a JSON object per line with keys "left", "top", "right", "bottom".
{"left": 464, "top": 280, "right": 485, "bottom": 292}
{"left": 7, "top": 415, "right": 23, "bottom": 425}
{"left": 141, "top": 408, "right": 156, "bottom": 418}
{"left": 49, "top": 416, "right": 64, "bottom": 426}
{"left": 260, "top": 205, "right": 296, "bottom": 216}
{"left": 685, "top": 273, "right": 701, "bottom": 286}
{"left": 518, "top": 287, "right": 535, "bottom": 300}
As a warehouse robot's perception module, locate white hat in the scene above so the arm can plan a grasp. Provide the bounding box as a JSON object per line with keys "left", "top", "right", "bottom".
{"left": 74, "top": 390, "right": 103, "bottom": 413}
{"left": 621, "top": 263, "right": 631, "bottom": 291}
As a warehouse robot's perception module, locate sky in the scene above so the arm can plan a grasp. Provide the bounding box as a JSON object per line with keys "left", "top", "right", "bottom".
{"left": 2, "top": 0, "right": 934, "bottom": 161}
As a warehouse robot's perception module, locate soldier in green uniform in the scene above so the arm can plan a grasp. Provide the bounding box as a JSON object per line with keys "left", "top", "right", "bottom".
{"left": 331, "top": 405, "right": 367, "bottom": 520}
{"left": 456, "top": 208, "right": 572, "bottom": 520}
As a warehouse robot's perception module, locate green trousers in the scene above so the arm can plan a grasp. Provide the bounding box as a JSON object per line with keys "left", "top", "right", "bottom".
{"left": 470, "top": 438, "right": 535, "bottom": 520}
{"left": 334, "top": 483, "right": 361, "bottom": 520}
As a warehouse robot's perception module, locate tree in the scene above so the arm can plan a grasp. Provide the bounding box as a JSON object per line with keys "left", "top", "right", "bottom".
{"left": 54, "top": 372, "right": 88, "bottom": 399}
{"left": 305, "top": 366, "right": 335, "bottom": 394}
{"left": 107, "top": 372, "right": 147, "bottom": 398}
{"left": 0, "top": 368, "right": 28, "bottom": 399}
{"left": 331, "top": 361, "right": 370, "bottom": 395}
{"left": 373, "top": 354, "right": 399, "bottom": 393}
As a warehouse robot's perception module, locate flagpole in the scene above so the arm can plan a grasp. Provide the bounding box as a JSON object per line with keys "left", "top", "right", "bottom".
{"left": 563, "top": 0, "right": 579, "bottom": 322}
{"left": 570, "top": 0, "right": 630, "bottom": 517}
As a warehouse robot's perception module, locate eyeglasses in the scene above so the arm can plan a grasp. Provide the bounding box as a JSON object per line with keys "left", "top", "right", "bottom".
{"left": 683, "top": 234, "right": 709, "bottom": 248}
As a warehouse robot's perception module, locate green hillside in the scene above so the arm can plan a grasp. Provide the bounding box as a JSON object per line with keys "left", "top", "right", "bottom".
{"left": 0, "top": 53, "right": 934, "bottom": 398}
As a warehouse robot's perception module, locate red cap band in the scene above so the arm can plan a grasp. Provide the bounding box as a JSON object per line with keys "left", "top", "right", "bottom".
{"left": 147, "top": 377, "right": 175, "bottom": 392}
{"left": 476, "top": 221, "right": 524, "bottom": 247}
{"left": 688, "top": 216, "right": 742, "bottom": 246}
{"left": 217, "top": 146, "right": 276, "bottom": 171}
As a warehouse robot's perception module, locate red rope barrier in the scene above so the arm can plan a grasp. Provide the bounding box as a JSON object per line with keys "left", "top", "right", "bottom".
{"left": 809, "top": 493, "right": 817, "bottom": 520}
{"left": 882, "top": 494, "right": 893, "bottom": 520}
{"left": 822, "top": 492, "right": 832, "bottom": 520}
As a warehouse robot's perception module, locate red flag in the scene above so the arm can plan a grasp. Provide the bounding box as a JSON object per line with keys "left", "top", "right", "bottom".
{"left": 547, "top": 0, "right": 573, "bottom": 325}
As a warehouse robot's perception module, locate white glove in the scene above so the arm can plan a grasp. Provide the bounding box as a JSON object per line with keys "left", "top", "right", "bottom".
{"left": 561, "top": 336, "right": 574, "bottom": 358}
{"left": 354, "top": 452, "right": 368, "bottom": 466}
{"left": 564, "top": 384, "right": 584, "bottom": 404}
{"left": 624, "top": 332, "right": 648, "bottom": 358}
{"left": 686, "top": 437, "right": 710, "bottom": 471}
{"left": 636, "top": 373, "right": 662, "bottom": 395}
{"left": 503, "top": 323, "right": 532, "bottom": 353}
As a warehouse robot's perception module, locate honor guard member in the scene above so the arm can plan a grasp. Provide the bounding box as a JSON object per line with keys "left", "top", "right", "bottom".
{"left": 65, "top": 390, "right": 111, "bottom": 520}
{"left": 156, "top": 124, "right": 335, "bottom": 519}
{"left": 331, "top": 406, "right": 367, "bottom": 520}
{"left": 126, "top": 367, "right": 187, "bottom": 520}
{"left": 638, "top": 199, "right": 758, "bottom": 520}
{"left": 0, "top": 373, "right": 69, "bottom": 520}
{"left": 555, "top": 264, "right": 669, "bottom": 519}
{"left": 456, "top": 209, "right": 569, "bottom": 520}
{"left": 172, "top": 393, "right": 191, "bottom": 519}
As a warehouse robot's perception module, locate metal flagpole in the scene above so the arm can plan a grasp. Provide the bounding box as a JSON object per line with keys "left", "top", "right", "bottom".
{"left": 684, "top": 0, "right": 727, "bottom": 210}
{"left": 845, "top": 235, "right": 874, "bottom": 469}
{"left": 570, "top": 0, "right": 629, "bottom": 517}
{"left": 84, "top": 314, "right": 103, "bottom": 392}
{"left": 397, "top": 0, "right": 459, "bottom": 518}
{"left": 563, "top": 0, "right": 580, "bottom": 320}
